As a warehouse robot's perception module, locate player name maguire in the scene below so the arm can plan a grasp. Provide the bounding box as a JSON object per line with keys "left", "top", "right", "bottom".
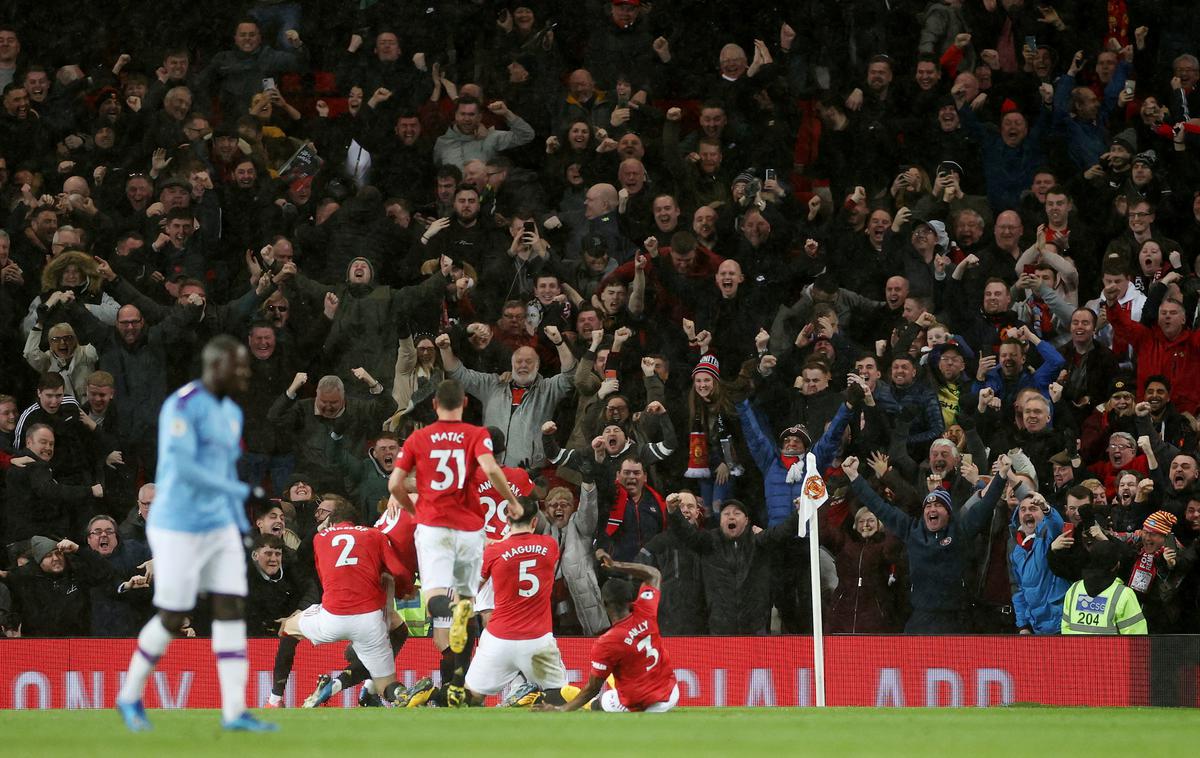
{"left": 501, "top": 543, "right": 550, "bottom": 561}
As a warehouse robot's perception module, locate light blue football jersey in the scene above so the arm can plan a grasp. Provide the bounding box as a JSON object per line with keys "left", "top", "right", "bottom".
{"left": 147, "top": 381, "right": 251, "bottom": 534}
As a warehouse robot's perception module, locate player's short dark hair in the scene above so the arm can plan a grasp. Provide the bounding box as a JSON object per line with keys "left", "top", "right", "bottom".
{"left": 37, "top": 372, "right": 65, "bottom": 391}
{"left": 601, "top": 576, "right": 636, "bottom": 608}
{"left": 202, "top": 334, "right": 241, "bottom": 366}
{"left": 487, "top": 426, "right": 506, "bottom": 454}
{"left": 322, "top": 494, "right": 358, "bottom": 524}
{"left": 509, "top": 495, "right": 539, "bottom": 526}
{"left": 435, "top": 379, "right": 465, "bottom": 411}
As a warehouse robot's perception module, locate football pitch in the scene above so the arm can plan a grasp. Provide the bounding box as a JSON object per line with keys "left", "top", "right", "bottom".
{"left": 1, "top": 707, "right": 1196, "bottom": 757}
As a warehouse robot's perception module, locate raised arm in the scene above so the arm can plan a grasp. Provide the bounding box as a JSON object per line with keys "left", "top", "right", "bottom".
{"left": 596, "top": 548, "right": 662, "bottom": 590}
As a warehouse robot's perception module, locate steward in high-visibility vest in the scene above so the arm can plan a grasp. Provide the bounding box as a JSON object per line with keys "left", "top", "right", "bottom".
{"left": 1060, "top": 541, "right": 1148, "bottom": 635}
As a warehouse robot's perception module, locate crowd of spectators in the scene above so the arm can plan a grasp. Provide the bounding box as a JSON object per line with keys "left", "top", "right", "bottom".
{"left": 2, "top": 0, "right": 1200, "bottom": 639}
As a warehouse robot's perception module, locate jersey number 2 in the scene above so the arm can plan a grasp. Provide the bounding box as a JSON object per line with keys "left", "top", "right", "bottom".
{"left": 431, "top": 449, "right": 467, "bottom": 491}
{"left": 517, "top": 559, "right": 539, "bottom": 598}
{"left": 331, "top": 534, "right": 359, "bottom": 567}
{"left": 637, "top": 636, "right": 659, "bottom": 671}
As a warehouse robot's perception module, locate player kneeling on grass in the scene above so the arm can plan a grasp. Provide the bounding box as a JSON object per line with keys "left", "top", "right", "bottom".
{"left": 535, "top": 552, "right": 679, "bottom": 713}
{"left": 280, "top": 496, "right": 415, "bottom": 706}
{"left": 457, "top": 496, "right": 579, "bottom": 707}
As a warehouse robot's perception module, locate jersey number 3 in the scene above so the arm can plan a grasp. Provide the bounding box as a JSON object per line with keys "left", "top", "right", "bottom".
{"left": 637, "top": 636, "right": 659, "bottom": 671}
{"left": 331, "top": 534, "right": 359, "bottom": 567}
{"left": 431, "top": 449, "right": 467, "bottom": 491}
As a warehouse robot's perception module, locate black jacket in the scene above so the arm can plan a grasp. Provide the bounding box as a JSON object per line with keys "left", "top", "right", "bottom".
{"left": 4, "top": 549, "right": 118, "bottom": 637}
{"left": 3, "top": 450, "right": 94, "bottom": 545}
{"left": 667, "top": 507, "right": 804, "bottom": 635}
{"left": 636, "top": 529, "right": 707, "bottom": 635}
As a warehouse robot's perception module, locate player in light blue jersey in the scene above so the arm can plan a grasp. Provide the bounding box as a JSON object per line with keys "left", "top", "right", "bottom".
{"left": 116, "top": 335, "right": 276, "bottom": 733}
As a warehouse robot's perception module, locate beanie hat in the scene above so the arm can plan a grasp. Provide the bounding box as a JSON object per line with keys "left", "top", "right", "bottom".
{"left": 1142, "top": 510, "right": 1177, "bottom": 535}
{"left": 30, "top": 536, "right": 59, "bottom": 565}
{"left": 1132, "top": 149, "right": 1157, "bottom": 168}
{"left": 1111, "top": 128, "right": 1137, "bottom": 153}
{"left": 692, "top": 354, "right": 720, "bottom": 380}
{"left": 778, "top": 424, "right": 812, "bottom": 448}
{"left": 923, "top": 489, "right": 953, "bottom": 510}
{"left": 1000, "top": 98, "right": 1020, "bottom": 115}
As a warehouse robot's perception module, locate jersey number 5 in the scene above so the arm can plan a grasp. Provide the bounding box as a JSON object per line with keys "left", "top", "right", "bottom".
{"left": 637, "top": 636, "right": 659, "bottom": 671}
{"left": 331, "top": 534, "right": 359, "bottom": 567}
{"left": 431, "top": 449, "right": 467, "bottom": 491}
{"left": 517, "top": 559, "right": 539, "bottom": 598}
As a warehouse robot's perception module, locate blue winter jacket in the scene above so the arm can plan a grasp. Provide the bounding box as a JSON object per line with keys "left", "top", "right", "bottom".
{"left": 971, "top": 338, "right": 1066, "bottom": 405}
{"left": 737, "top": 401, "right": 849, "bottom": 527}
{"left": 1009, "top": 504, "right": 1069, "bottom": 634}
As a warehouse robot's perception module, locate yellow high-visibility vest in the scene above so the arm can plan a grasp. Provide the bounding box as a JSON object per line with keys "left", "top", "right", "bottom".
{"left": 1060, "top": 578, "right": 1148, "bottom": 635}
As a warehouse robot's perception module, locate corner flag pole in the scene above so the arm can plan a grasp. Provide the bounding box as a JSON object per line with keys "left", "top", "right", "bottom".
{"left": 808, "top": 511, "right": 827, "bottom": 707}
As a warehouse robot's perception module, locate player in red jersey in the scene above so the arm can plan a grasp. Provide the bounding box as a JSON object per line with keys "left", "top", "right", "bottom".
{"left": 473, "top": 427, "right": 536, "bottom": 625}
{"left": 299, "top": 495, "right": 421, "bottom": 708}
{"left": 281, "top": 496, "right": 415, "bottom": 706}
{"left": 538, "top": 551, "right": 679, "bottom": 713}
{"left": 387, "top": 376, "right": 520, "bottom": 706}
{"left": 456, "top": 496, "right": 579, "bottom": 706}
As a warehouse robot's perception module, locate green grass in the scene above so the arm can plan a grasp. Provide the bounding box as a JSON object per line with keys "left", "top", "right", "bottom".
{"left": 1, "top": 707, "right": 1195, "bottom": 757}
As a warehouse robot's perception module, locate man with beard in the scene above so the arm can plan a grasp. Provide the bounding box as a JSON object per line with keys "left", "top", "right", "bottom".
{"left": 419, "top": 184, "right": 498, "bottom": 272}
{"left": 0, "top": 83, "right": 51, "bottom": 163}
{"left": 973, "top": 326, "right": 1065, "bottom": 408}
{"left": 624, "top": 232, "right": 724, "bottom": 324}
{"left": 1139, "top": 376, "right": 1197, "bottom": 453}
{"left": 364, "top": 108, "right": 435, "bottom": 202}
{"left": 1009, "top": 492, "right": 1069, "bottom": 635}
{"left": 84, "top": 514, "right": 153, "bottom": 636}
{"left": 845, "top": 454, "right": 1012, "bottom": 633}
{"left": 441, "top": 331, "right": 576, "bottom": 469}
{"left": 332, "top": 431, "right": 402, "bottom": 523}
{"left": 691, "top": 205, "right": 724, "bottom": 254}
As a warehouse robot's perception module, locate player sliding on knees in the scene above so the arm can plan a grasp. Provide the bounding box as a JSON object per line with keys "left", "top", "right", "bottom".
{"left": 296, "top": 495, "right": 418, "bottom": 708}
{"left": 535, "top": 552, "right": 679, "bottom": 713}
{"left": 280, "top": 495, "right": 416, "bottom": 706}
{"left": 116, "top": 336, "right": 276, "bottom": 732}
{"left": 388, "top": 376, "right": 521, "bottom": 707}
{"left": 453, "top": 496, "right": 581, "bottom": 707}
